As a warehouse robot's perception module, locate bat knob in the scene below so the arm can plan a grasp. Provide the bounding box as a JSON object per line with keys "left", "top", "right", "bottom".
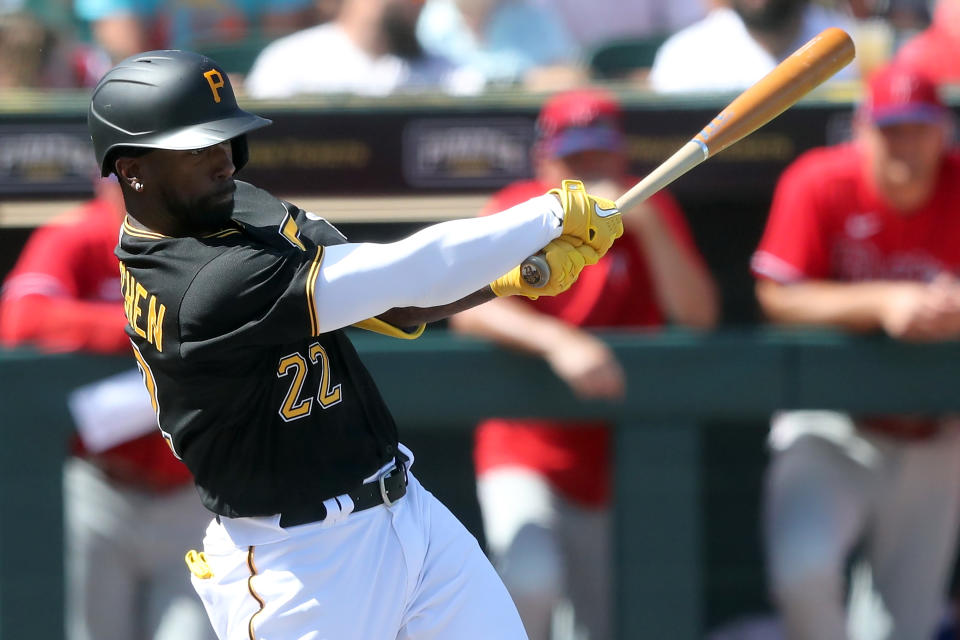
{"left": 520, "top": 254, "right": 550, "bottom": 288}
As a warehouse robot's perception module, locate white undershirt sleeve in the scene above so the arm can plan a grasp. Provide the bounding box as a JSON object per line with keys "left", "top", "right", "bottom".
{"left": 313, "top": 194, "right": 562, "bottom": 333}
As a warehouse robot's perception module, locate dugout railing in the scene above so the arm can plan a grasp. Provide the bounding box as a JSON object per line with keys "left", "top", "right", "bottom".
{"left": 1, "top": 328, "right": 958, "bottom": 639}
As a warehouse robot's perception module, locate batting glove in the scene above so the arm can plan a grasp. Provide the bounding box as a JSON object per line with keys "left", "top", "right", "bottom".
{"left": 551, "top": 179, "right": 623, "bottom": 258}
{"left": 491, "top": 236, "right": 599, "bottom": 300}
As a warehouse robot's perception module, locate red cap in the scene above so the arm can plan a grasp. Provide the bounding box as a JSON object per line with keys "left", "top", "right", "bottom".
{"left": 863, "top": 64, "right": 947, "bottom": 127}
{"left": 536, "top": 89, "right": 625, "bottom": 157}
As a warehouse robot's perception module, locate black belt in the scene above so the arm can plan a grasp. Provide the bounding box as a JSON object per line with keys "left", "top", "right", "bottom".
{"left": 215, "top": 456, "right": 410, "bottom": 528}
{"left": 284, "top": 456, "right": 408, "bottom": 528}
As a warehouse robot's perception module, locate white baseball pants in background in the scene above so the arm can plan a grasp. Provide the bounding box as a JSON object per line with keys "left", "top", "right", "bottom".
{"left": 764, "top": 411, "right": 960, "bottom": 640}
{"left": 477, "top": 467, "right": 611, "bottom": 640}
{"left": 64, "top": 457, "right": 215, "bottom": 640}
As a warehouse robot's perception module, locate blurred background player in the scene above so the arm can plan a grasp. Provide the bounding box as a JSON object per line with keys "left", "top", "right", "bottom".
{"left": 0, "top": 178, "right": 215, "bottom": 640}
{"left": 450, "top": 88, "right": 719, "bottom": 640}
{"left": 649, "top": 0, "right": 856, "bottom": 93}
{"left": 751, "top": 64, "right": 960, "bottom": 640}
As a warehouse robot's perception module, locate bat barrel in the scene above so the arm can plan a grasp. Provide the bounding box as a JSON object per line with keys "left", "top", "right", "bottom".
{"left": 520, "top": 28, "right": 855, "bottom": 289}
{"left": 694, "top": 27, "right": 856, "bottom": 158}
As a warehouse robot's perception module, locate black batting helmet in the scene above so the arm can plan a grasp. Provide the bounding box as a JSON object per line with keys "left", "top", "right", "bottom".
{"left": 88, "top": 50, "right": 271, "bottom": 177}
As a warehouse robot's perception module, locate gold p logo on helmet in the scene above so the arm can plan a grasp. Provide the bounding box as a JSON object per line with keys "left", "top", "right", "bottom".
{"left": 203, "top": 70, "right": 225, "bottom": 103}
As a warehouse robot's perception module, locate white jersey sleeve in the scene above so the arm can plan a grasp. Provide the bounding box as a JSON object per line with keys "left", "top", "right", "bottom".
{"left": 313, "top": 194, "right": 563, "bottom": 333}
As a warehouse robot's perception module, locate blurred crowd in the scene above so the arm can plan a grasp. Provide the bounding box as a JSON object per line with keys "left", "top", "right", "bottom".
{"left": 1, "top": 0, "right": 958, "bottom": 94}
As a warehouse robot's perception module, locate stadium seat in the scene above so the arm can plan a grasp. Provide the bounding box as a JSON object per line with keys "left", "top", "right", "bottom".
{"left": 195, "top": 36, "right": 272, "bottom": 76}
{"left": 586, "top": 34, "right": 670, "bottom": 80}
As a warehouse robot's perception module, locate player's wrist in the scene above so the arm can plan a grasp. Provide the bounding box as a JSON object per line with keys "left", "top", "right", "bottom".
{"left": 540, "top": 193, "right": 564, "bottom": 230}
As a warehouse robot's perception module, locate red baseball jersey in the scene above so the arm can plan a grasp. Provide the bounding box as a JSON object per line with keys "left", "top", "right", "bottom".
{"left": 473, "top": 179, "right": 702, "bottom": 506}
{"left": 0, "top": 197, "right": 193, "bottom": 490}
{"left": 752, "top": 144, "right": 960, "bottom": 285}
{"left": 1, "top": 198, "right": 129, "bottom": 353}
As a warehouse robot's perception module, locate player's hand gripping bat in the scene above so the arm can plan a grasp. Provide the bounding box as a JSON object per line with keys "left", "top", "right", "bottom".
{"left": 520, "top": 27, "right": 856, "bottom": 286}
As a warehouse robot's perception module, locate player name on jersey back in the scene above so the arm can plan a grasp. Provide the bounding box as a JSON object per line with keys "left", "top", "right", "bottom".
{"left": 119, "top": 261, "right": 166, "bottom": 352}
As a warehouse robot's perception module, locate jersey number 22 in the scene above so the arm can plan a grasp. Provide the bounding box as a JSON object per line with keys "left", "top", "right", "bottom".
{"left": 276, "top": 342, "right": 343, "bottom": 422}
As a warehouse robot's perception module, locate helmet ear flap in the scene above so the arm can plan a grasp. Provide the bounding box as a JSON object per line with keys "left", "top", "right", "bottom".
{"left": 231, "top": 135, "right": 249, "bottom": 173}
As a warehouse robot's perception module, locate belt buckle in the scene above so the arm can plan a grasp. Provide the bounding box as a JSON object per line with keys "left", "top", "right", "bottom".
{"left": 379, "top": 465, "right": 398, "bottom": 507}
{"left": 378, "top": 458, "right": 408, "bottom": 507}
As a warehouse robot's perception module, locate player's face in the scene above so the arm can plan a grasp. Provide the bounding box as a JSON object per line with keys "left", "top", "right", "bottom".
{"left": 539, "top": 149, "right": 628, "bottom": 188}
{"left": 732, "top": 0, "right": 806, "bottom": 30}
{"left": 861, "top": 120, "right": 947, "bottom": 211}
{"left": 149, "top": 141, "right": 237, "bottom": 233}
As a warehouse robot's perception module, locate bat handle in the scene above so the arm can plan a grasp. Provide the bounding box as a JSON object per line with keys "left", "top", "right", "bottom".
{"left": 520, "top": 253, "right": 550, "bottom": 288}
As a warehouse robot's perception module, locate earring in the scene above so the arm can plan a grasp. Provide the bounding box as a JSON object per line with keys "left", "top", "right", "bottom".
{"left": 133, "top": 180, "right": 144, "bottom": 192}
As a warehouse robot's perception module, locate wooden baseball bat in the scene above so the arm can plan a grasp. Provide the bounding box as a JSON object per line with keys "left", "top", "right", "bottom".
{"left": 520, "top": 27, "right": 856, "bottom": 287}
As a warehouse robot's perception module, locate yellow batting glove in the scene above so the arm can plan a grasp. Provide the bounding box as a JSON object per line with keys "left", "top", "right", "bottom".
{"left": 491, "top": 236, "right": 600, "bottom": 300}
{"left": 550, "top": 179, "right": 623, "bottom": 258}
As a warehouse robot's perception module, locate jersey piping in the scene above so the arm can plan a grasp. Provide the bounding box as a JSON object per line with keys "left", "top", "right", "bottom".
{"left": 121, "top": 216, "right": 243, "bottom": 240}
{"left": 246, "top": 546, "right": 265, "bottom": 640}
{"left": 305, "top": 245, "right": 324, "bottom": 337}
{"left": 122, "top": 217, "right": 168, "bottom": 239}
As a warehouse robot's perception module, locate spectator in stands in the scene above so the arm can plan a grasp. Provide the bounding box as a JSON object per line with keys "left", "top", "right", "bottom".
{"left": 896, "top": 0, "right": 960, "bottom": 83}
{"left": 751, "top": 65, "right": 960, "bottom": 640}
{"left": 415, "top": 0, "right": 584, "bottom": 90}
{"left": 649, "top": 0, "right": 857, "bottom": 93}
{"left": 0, "top": 11, "right": 108, "bottom": 88}
{"left": 246, "top": 0, "right": 476, "bottom": 97}
{"left": 886, "top": 0, "right": 934, "bottom": 35}
{"left": 0, "top": 178, "right": 216, "bottom": 640}
{"left": 73, "top": 0, "right": 314, "bottom": 63}
{"left": 849, "top": 0, "right": 933, "bottom": 38}
{"left": 449, "top": 89, "right": 718, "bottom": 640}
{"left": 0, "top": 11, "right": 54, "bottom": 88}
{"left": 530, "top": 0, "right": 705, "bottom": 52}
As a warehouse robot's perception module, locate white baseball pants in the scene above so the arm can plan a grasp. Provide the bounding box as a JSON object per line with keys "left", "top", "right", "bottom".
{"left": 764, "top": 412, "right": 960, "bottom": 640}
{"left": 191, "top": 463, "right": 527, "bottom": 640}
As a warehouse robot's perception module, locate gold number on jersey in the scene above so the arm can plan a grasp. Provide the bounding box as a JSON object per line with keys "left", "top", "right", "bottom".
{"left": 276, "top": 342, "right": 342, "bottom": 422}
{"left": 276, "top": 352, "right": 313, "bottom": 422}
{"left": 308, "top": 343, "right": 342, "bottom": 408}
{"left": 131, "top": 342, "right": 180, "bottom": 459}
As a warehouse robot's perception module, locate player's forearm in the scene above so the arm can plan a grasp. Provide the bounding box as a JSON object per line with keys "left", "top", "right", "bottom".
{"left": 629, "top": 212, "right": 719, "bottom": 329}
{"left": 755, "top": 279, "right": 901, "bottom": 330}
{"left": 449, "top": 296, "right": 585, "bottom": 357}
{"left": 0, "top": 296, "right": 130, "bottom": 353}
{"left": 314, "top": 196, "right": 562, "bottom": 333}
{"left": 378, "top": 287, "right": 498, "bottom": 327}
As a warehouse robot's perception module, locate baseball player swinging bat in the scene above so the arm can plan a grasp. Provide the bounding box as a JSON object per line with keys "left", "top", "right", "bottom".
{"left": 521, "top": 26, "right": 856, "bottom": 286}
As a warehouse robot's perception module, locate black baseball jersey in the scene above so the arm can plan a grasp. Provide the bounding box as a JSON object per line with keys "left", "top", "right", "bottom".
{"left": 116, "top": 181, "right": 401, "bottom": 518}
